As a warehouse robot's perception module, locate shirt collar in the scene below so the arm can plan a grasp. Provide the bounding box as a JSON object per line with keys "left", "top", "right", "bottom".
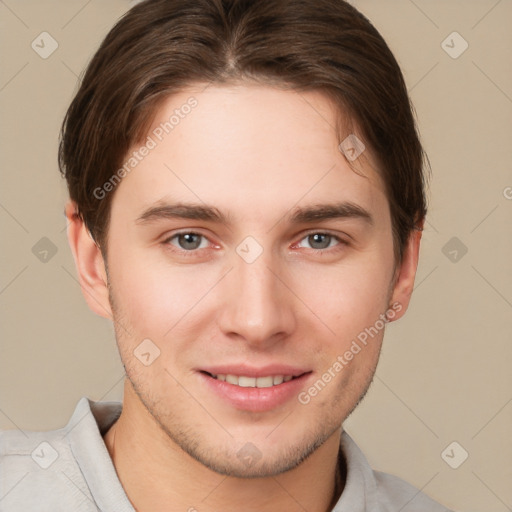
{"left": 65, "top": 397, "right": 134, "bottom": 512}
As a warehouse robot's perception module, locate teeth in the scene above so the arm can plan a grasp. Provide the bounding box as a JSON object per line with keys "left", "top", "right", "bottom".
{"left": 238, "top": 376, "right": 256, "bottom": 387}
{"left": 255, "top": 376, "right": 274, "bottom": 388}
{"left": 213, "top": 374, "right": 295, "bottom": 388}
{"left": 226, "top": 374, "right": 238, "bottom": 385}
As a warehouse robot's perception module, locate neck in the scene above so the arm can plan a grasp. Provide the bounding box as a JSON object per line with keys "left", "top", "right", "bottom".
{"left": 103, "top": 382, "right": 345, "bottom": 512}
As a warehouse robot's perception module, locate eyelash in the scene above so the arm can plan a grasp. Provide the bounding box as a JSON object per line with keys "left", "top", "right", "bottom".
{"left": 161, "top": 230, "right": 348, "bottom": 257}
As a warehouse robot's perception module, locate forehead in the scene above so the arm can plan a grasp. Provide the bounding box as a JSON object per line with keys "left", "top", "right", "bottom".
{"left": 113, "top": 84, "right": 388, "bottom": 225}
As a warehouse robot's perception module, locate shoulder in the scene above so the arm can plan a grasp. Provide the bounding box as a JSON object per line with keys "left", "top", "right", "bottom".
{"left": 373, "top": 470, "right": 452, "bottom": 511}
{"left": 0, "top": 401, "right": 100, "bottom": 511}
{"left": 337, "top": 431, "right": 453, "bottom": 512}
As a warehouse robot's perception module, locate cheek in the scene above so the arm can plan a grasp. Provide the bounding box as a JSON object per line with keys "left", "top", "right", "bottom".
{"left": 109, "top": 248, "right": 218, "bottom": 338}
{"left": 292, "top": 253, "right": 394, "bottom": 341}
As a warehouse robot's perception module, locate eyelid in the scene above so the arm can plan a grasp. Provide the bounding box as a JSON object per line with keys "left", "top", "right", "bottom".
{"left": 299, "top": 228, "right": 350, "bottom": 241}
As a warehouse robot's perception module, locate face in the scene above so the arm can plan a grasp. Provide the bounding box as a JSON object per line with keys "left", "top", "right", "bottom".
{"left": 96, "top": 84, "right": 409, "bottom": 477}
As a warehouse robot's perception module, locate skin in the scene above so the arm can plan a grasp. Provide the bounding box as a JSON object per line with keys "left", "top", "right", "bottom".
{"left": 66, "top": 83, "right": 422, "bottom": 512}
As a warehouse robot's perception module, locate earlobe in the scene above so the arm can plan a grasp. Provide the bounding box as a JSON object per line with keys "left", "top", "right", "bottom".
{"left": 65, "top": 200, "right": 113, "bottom": 319}
{"left": 388, "top": 221, "right": 424, "bottom": 322}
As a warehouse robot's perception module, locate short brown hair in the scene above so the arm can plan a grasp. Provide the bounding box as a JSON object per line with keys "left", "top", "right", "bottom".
{"left": 59, "top": 0, "right": 429, "bottom": 265}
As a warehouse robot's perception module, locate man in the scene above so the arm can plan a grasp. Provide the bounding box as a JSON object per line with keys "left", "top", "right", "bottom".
{"left": 0, "top": 0, "right": 453, "bottom": 510}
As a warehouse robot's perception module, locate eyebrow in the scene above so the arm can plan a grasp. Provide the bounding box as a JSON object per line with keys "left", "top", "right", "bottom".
{"left": 289, "top": 202, "right": 373, "bottom": 226}
{"left": 135, "top": 201, "right": 373, "bottom": 227}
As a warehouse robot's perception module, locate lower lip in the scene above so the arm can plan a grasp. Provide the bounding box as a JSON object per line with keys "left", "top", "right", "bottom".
{"left": 198, "top": 372, "right": 312, "bottom": 412}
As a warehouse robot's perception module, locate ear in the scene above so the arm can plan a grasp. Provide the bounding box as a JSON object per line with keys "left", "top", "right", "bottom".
{"left": 387, "top": 220, "right": 423, "bottom": 322}
{"left": 65, "top": 200, "right": 113, "bottom": 319}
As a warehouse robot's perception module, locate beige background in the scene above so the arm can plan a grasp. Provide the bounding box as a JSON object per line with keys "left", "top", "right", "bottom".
{"left": 1, "top": 1, "right": 511, "bottom": 510}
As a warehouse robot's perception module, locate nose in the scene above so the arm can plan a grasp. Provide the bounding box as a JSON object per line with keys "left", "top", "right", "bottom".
{"left": 216, "top": 246, "right": 297, "bottom": 349}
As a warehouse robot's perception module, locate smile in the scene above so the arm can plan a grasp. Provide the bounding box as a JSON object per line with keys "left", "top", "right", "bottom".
{"left": 199, "top": 369, "right": 312, "bottom": 412}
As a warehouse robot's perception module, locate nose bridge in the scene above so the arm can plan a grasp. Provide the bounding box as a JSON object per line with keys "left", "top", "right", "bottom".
{"left": 217, "top": 244, "right": 295, "bottom": 346}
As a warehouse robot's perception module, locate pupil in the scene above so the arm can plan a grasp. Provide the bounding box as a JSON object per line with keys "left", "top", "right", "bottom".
{"left": 310, "top": 233, "right": 330, "bottom": 249}
{"left": 180, "top": 233, "right": 200, "bottom": 250}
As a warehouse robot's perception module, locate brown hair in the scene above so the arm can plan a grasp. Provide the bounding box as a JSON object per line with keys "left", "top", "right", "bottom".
{"left": 59, "top": 0, "right": 429, "bottom": 265}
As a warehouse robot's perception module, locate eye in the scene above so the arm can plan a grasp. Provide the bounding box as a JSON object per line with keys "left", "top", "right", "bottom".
{"left": 164, "top": 232, "right": 210, "bottom": 251}
{"left": 295, "top": 232, "right": 345, "bottom": 251}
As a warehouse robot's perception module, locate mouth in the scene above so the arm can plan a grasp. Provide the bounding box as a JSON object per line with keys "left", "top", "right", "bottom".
{"left": 197, "top": 367, "right": 312, "bottom": 412}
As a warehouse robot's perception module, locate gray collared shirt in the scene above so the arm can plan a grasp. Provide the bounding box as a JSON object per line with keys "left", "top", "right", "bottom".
{"left": 0, "top": 397, "right": 452, "bottom": 511}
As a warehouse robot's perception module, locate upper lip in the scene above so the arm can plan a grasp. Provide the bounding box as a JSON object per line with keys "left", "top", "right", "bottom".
{"left": 198, "top": 365, "right": 310, "bottom": 378}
